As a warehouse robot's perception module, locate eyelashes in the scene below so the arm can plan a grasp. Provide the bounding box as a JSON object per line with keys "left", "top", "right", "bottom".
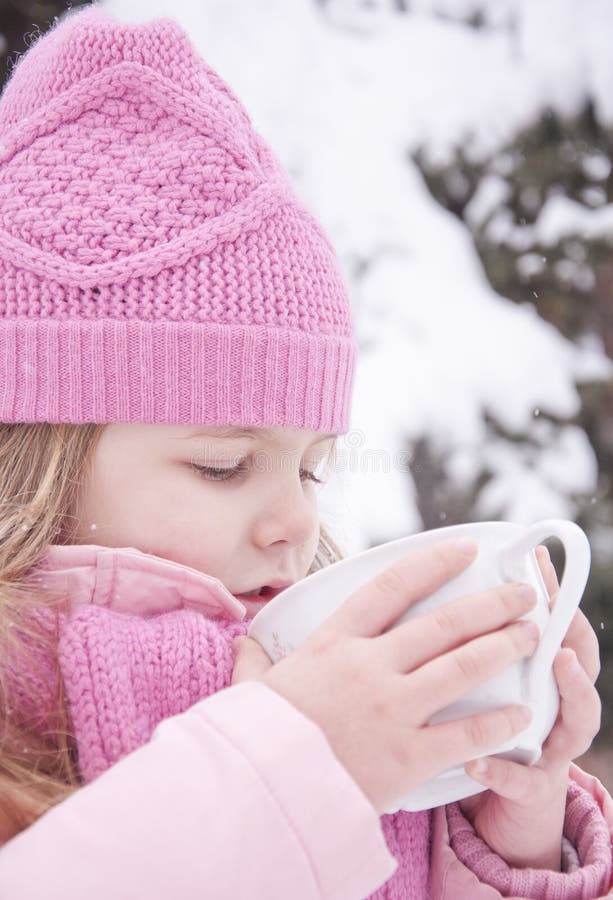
{"left": 191, "top": 461, "right": 326, "bottom": 485}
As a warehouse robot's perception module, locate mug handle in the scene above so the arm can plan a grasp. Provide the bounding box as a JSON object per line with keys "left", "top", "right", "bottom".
{"left": 499, "top": 519, "right": 591, "bottom": 695}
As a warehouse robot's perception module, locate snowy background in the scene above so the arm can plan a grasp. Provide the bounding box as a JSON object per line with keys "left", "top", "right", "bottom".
{"left": 103, "top": 0, "right": 613, "bottom": 758}
{"left": 3, "top": 0, "right": 613, "bottom": 760}
{"left": 94, "top": 0, "right": 613, "bottom": 550}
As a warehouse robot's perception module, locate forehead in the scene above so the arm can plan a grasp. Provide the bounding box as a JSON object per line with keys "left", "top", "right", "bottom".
{"left": 102, "top": 424, "right": 337, "bottom": 451}
{"left": 179, "top": 426, "right": 336, "bottom": 446}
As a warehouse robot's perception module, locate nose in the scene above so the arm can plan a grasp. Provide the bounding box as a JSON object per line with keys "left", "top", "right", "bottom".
{"left": 251, "top": 477, "right": 318, "bottom": 549}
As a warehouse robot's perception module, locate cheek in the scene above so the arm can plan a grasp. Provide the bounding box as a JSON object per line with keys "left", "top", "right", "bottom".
{"left": 308, "top": 519, "right": 322, "bottom": 561}
{"left": 144, "top": 480, "right": 244, "bottom": 572}
{"left": 297, "top": 499, "right": 321, "bottom": 569}
{"left": 70, "top": 466, "right": 123, "bottom": 541}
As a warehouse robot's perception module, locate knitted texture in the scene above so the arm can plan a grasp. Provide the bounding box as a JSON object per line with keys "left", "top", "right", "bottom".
{"left": 59, "top": 606, "right": 246, "bottom": 782}
{"left": 55, "top": 604, "right": 612, "bottom": 899}
{"left": 57, "top": 603, "right": 429, "bottom": 900}
{"left": 447, "top": 785, "right": 613, "bottom": 897}
{"left": 17, "top": 539, "right": 613, "bottom": 899}
{"left": 0, "top": 6, "right": 356, "bottom": 431}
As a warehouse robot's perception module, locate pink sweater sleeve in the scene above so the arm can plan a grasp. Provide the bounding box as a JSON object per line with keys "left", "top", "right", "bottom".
{"left": 0, "top": 682, "right": 397, "bottom": 900}
{"left": 429, "top": 764, "right": 613, "bottom": 898}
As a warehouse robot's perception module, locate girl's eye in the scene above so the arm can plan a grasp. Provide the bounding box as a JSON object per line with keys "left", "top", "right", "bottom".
{"left": 190, "top": 462, "right": 326, "bottom": 485}
{"left": 191, "top": 462, "right": 248, "bottom": 482}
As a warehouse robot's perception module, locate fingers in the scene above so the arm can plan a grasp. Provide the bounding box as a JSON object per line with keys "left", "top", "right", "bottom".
{"left": 561, "top": 610, "right": 601, "bottom": 684}
{"left": 541, "top": 648, "right": 601, "bottom": 763}
{"left": 535, "top": 545, "right": 559, "bottom": 603}
{"left": 410, "top": 619, "right": 540, "bottom": 720}
{"left": 422, "top": 704, "right": 533, "bottom": 778}
{"left": 536, "top": 546, "right": 600, "bottom": 684}
{"left": 322, "top": 538, "right": 478, "bottom": 638}
{"left": 464, "top": 756, "right": 534, "bottom": 800}
{"left": 380, "top": 582, "right": 537, "bottom": 671}
{"left": 463, "top": 754, "right": 562, "bottom": 802}
{"left": 231, "top": 636, "right": 273, "bottom": 685}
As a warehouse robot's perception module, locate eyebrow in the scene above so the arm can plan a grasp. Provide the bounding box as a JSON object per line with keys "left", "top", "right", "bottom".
{"left": 182, "top": 427, "right": 336, "bottom": 444}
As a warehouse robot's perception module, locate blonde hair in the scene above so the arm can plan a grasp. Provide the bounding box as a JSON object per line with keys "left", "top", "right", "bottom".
{"left": 0, "top": 422, "right": 344, "bottom": 841}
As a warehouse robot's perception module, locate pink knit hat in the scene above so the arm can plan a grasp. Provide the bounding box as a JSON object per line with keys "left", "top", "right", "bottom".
{"left": 0, "top": 6, "right": 356, "bottom": 432}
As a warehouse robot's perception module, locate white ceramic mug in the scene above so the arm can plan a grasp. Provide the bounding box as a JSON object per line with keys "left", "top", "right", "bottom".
{"left": 248, "top": 519, "right": 591, "bottom": 812}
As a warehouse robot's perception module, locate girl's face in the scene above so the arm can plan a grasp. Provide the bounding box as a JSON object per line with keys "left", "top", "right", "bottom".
{"left": 68, "top": 424, "right": 335, "bottom": 606}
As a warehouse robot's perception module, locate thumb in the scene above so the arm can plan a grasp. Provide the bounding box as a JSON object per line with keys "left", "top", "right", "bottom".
{"left": 231, "top": 635, "right": 273, "bottom": 685}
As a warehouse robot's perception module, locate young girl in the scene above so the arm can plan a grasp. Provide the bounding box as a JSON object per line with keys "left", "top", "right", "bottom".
{"left": 0, "top": 6, "right": 611, "bottom": 898}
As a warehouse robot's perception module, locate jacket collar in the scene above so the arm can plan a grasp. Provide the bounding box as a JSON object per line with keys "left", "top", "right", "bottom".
{"left": 32, "top": 543, "right": 248, "bottom": 621}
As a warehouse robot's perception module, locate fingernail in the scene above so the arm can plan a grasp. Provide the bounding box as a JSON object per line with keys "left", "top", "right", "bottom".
{"left": 516, "top": 583, "right": 536, "bottom": 606}
{"left": 454, "top": 538, "right": 478, "bottom": 557}
{"left": 471, "top": 758, "right": 488, "bottom": 776}
{"left": 517, "top": 619, "right": 540, "bottom": 644}
{"left": 567, "top": 649, "right": 581, "bottom": 674}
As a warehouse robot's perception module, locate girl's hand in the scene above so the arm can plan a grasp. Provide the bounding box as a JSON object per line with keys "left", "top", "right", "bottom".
{"left": 232, "top": 539, "right": 540, "bottom": 816}
{"left": 460, "top": 545, "right": 602, "bottom": 870}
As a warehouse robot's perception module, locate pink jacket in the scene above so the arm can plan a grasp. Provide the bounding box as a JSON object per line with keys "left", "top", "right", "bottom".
{"left": 0, "top": 543, "right": 611, "bottom": 899}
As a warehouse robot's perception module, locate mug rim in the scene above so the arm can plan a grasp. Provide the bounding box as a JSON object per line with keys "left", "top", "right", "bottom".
{"left": 304, "top": 518, "right": 525, "bottom": 587}
{"left": 249, "top": 520, "right": 529, "bottom": 630}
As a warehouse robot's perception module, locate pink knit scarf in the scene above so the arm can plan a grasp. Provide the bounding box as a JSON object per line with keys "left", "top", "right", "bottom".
{"left": 56, "top": 603, "right": 430, "bottom": 900}
{"left": 16, "top": 544, "right": 611, "bottom": 898}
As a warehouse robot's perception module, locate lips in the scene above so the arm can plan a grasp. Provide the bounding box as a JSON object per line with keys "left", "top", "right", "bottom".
{"left": 234, "top": 583, "right": 292, "bottom": 603}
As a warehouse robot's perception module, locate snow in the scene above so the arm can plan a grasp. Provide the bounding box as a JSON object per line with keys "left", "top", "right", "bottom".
{"left": 582, "top": 152, "right": 612, "bottom": 182}
{"left": 476, "top": 422, "right": 598, "bottom": 522}
{"left": 465, "top": 175, "right": 512, "bottom": 229}
{"left": 535, "top": 195, "right": 613, "bottom": 246}
{"left": 98, "top": 0, "right": 613, "bottom": 554}
{"left": 516, "top": 253, "right": 546, "bottom": 280}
